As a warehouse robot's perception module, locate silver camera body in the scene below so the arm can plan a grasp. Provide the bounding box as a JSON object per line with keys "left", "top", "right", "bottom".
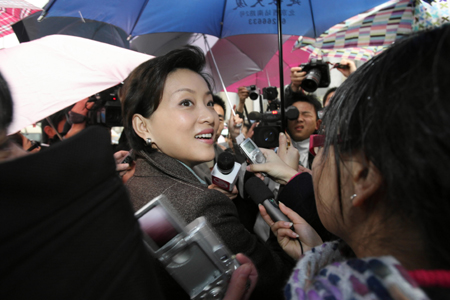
{"left": 239, "top": 138, "right": 266, "bottom": 164}
{"left": 135, "top": 195, "right": 240, "bottom": 300}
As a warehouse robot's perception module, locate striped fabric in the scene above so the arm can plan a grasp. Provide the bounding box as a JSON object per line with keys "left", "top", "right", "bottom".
{"left": 0, "top": 0, "right": 41, "bottom": 38}
{"left": 294, "top": 0, "right": 414, "bottom": 61}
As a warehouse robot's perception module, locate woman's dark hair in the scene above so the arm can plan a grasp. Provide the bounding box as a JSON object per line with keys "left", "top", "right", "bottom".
{"left": 320, "top": 25, "right": 450, "bottom": 269}
{"left": 0, "top": 71, "right": 13, "bottom": 134}
{"left": 120, "top": 45, "right": 212, "bottom": 152}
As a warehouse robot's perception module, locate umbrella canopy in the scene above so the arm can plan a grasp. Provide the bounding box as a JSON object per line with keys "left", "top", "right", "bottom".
{"left": 12, "top": 12, "right": 130, "bottom": 48}
{"left": 293, "top": 0, "right": 414, "bottom": 61}
{"left": 40, "top": 0, "right": 388, "bottom": 39}
{"left": 0, "top": 35, "right": 153, "bottom": 134}
{"left": 31, "top": 0, "right": 388, "bottom": 94}
{"left": 0, "top": 0, "right": 41, "bottom": 38}
{"left": 226, "top": 35, "right": 310, "bottom": 92}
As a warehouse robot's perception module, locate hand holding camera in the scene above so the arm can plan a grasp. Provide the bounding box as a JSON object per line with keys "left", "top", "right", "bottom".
{"left": 290, "top": 66, "right": 307, "bottom": 92}
{"left": 334, "top": 58, "right": 357, "bottom": 78}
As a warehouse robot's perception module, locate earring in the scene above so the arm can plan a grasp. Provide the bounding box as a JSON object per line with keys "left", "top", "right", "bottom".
{"left": 145, "top": 137, "right": 152, "bottom": 145}
{"left": 350, "top": 194, "right": 357, "bottom": 201}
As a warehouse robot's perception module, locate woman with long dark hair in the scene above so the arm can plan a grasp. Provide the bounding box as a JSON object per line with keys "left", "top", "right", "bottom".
{"left": 252, "top": 25, "right": 450, "bottom": 299}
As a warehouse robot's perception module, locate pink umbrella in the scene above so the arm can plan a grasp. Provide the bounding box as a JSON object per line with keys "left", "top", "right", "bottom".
{"left": 226, "top": 36, "right": 310, "bottom": 92}
{"left": 0, "top": 34, "right": 153, "bottom": 134}
{"left": 0, "top": 0, "right": 41, "bottom": 38}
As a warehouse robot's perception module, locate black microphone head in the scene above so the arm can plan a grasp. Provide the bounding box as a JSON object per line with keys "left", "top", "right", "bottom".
{"left": 248, "top": 111, "right": 261, "bottom": 121}
{"left": 217, "top": 152, "right": 235, "bottom": 174}
{"left": 244, "top": 176, "right": 274, "bottom": 205}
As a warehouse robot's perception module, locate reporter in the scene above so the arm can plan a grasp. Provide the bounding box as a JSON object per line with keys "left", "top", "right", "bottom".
{"left": 262, "top": 25, "right": 450, "bottom": 299}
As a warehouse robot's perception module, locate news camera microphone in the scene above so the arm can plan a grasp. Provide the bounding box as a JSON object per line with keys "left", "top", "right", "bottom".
{"left": 244, "top": 177, "right": 290, "bottom": 223}
{"left": 211, "top": 152, "right": 241, "bottom": 192}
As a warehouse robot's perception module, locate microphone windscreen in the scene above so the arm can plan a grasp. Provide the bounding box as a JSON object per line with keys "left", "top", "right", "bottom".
{"left": 244, "top": 177, "right": 274, "bottom": 205}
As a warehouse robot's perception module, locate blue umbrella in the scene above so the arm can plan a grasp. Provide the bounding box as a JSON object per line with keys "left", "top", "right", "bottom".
{"left": 38, "top": 0, "right": 387, "bottom": 129}
{"left": 39, "top": 0, "right": 387, "bottom": 39}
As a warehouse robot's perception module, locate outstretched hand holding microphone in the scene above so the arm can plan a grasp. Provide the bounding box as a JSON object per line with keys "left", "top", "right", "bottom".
{"left": 245, "top": 132, "right": 323, "bottom": 260}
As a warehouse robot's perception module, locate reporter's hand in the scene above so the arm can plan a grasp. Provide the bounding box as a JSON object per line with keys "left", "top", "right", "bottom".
{"left": 64, "top": 98, "right": 94, "bottom": 139}
{"left": 290, "top": 67, "right": 306, "bottom": 92}
{"left": 246, "top": 148, "right": 297, "bottom": 184}
{"left": 114, "top": 150, "right": 135, "bottom": 183}
{"left": 228, "top": 112, "right": 244, "bottom": 140}
{"left": 246, "top": 122, "right": 258, "bottom": 140}
{"left": 277, "top": 132, "right": 299, "bottom": 171}
{"left": 223, "top": 253, "right": 258, "bottom": 300}
{"left": 259, "top": 202, "right": 323, "bottom": 260}
{"left": 298, "top": 165, "right": 312, "bottom": 175}
{"left": 237, "top": 86, "right": 249, "bottom": 114}
{"left": 336, "top": 58, "right": 357, "bottom": 78}
{"left": 208, "top": 183, "right": 238, "bottom": 200}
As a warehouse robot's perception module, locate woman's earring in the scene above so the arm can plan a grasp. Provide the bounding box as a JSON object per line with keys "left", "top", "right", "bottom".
{"left": 350, "top": 194, "right": 357, "bottom": 201}
{"left": 145, "top": 137, "right": 152, "bottom": 145}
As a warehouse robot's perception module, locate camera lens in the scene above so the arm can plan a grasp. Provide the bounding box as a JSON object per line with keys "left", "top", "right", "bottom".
{"left": 263, "top": 130, "right": 276, "bottom": 144}
{"left": 249, "top": 91, "right": 259, "bottom": 100}
{"left": 302, "top": 68, "right": 322, "bottom": 92}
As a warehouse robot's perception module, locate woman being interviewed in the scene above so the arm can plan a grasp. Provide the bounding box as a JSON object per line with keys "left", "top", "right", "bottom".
{"left": 120, "top": 46, "right": 292, "bottom": 300}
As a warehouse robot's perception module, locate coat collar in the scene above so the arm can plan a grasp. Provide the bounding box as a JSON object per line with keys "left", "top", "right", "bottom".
{"left": 135, "top": 150, "right": 205, "bottom": 186}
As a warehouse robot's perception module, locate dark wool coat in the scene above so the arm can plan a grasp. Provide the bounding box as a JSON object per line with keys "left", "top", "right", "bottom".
{"left": 126, "top": 150, "right": 294, "bottom": 300}
{"left": 0, "top": 127, "right": 164, "bottom": 300}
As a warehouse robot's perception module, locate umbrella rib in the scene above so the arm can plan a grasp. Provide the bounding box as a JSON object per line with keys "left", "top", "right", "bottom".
{"left": 128, "top": 0, "right": 150, "bottom": 38}
{"left": 308, "top": 0, "right": 318, "bottom": 38}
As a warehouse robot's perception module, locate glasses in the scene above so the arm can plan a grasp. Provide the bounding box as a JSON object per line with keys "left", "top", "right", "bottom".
{"left": 309, "top": 134, "right": 325, "bottom": 156}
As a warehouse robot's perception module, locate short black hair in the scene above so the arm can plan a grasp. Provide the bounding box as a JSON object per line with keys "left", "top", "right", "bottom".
{"left": 323, "top": 87, "right": 337, "bottom": 106}
{"left": 213, "top": 95, "right": 226, "bottom": 117}
{"left": 285, "top": 92, "right": 322, "bottom": 119}
{"left": 121, "top": 45, "right": 213, "bottom": 152}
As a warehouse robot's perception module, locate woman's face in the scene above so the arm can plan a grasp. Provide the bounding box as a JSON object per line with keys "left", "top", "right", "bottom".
{"left": 144, "top": 68, "right": 218, "bottom": 167}
{"left": 312, "top": 146, "right": 353, "bottom": 238}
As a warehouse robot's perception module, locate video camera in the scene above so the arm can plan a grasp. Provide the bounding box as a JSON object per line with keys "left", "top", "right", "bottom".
{"left": 86, "top": 84, "right": 123, "bottom": 127}
{"left": 299, "top": 58, "right": 331, "bottom": 93}
{"left": 249, "top": 106, "right": 299, "bottom": 148}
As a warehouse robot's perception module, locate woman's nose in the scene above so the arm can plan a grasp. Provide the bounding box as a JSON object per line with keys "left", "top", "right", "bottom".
{"left": 198, "top": 104, "right": 216, "bottom": 124}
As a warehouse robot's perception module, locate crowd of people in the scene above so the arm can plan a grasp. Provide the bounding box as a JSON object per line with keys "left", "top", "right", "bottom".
{"left": 1, "top": 24, "right": 450, "bottom": 300}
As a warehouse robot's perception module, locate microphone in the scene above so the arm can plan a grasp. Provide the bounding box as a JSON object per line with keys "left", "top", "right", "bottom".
{"left": 211, "top": 152, "right": 241, "bottom": 192}
{"left": 244, "top": 177, "right": 290, "bottom": 223}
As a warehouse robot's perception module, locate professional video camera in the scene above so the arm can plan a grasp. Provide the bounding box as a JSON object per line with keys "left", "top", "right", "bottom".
{"left": 246, "top": 85, "right": 260, "bottom": 100}
{"left": 86, "top": 84, "right": 123, "bottom": 127}
{"left": 299, "top": 58, "right": 331, "bottom": 93}
{"left": 249, "top": 106, "right": 299, "bottom": 148}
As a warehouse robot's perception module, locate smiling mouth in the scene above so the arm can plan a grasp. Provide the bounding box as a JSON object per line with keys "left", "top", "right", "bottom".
{"left": 195, "top": 133, "right": 213, "bottom": 139}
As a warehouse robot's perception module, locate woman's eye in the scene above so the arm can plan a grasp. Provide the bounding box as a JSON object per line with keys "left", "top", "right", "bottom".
{"left": 180, "top": 100, "right": 193, "bottom": 107}
{"left": 207, "top": 100, "right": 214, "bottom": 107}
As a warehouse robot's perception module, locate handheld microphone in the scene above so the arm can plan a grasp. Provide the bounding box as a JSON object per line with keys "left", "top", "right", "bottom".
{"left": 244, "top": 177, "right": 290, "bottom": 223}
{"left": 211, "top": 152, "right": 241, "bottom": 192}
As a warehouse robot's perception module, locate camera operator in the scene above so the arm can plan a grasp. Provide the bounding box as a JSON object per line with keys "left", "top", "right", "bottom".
{"left": 285, "top": 92, "right": 322, "bottom": 169}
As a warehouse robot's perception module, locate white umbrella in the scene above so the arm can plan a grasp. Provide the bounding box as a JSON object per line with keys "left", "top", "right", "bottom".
{"left": 0, "top": 34, "right": 153, "bottom": 134}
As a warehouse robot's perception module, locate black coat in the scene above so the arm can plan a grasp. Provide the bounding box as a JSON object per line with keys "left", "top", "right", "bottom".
{"left": 0, "top": 126, "right": 164, "bottom": 300}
